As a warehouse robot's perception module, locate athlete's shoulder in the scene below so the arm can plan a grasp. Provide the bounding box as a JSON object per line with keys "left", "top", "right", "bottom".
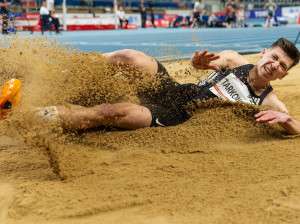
{"left": 234, "top": 63, "right": 254, "bottom": 69}
{"left": 227, "top": 64, "right": 254, "bottom": 76}
{"left": 218, "top": 50, "right": 250, "bottom": 69}
{"left": 261, "top": 91, "right": 288, "bottom": 113}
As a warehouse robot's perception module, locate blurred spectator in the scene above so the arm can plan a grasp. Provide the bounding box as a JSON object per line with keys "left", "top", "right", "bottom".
{"left": 234, "top": 0, "right": 242, "bottom": 9}
{"left": 87, "top": 0, "right": 95, "bottom": 16}
{"left": 232, "top": 0, "right": 239, "bottom": 10}
{"left": 188, "top": 10, "right": 193, "bottom": 27}
{"left": 0, "top": 0, "right": 8, "bottom": 34}
{"left": 225, "top": 7, "right": 236, "bottom": 28}
{"left": 201, "top": 9, "right": 210, "bottom": 27}
{"left": 224, "top": 0, "right": 238, "bottom": 28}
{"left": 9, "top": 0, "right": 23, "bottom": 15}
{"left": 237, "top": 4, "right": 246, "bottom": 27}
{"left": 264, "top": 0, "right": 277, "bottom": 27}
{"left": 46, "top": 0, "right": 60, "bottom": 33}
{"left": 190, "top": 0, "right": 201, "bottom": 28}
{"left": 225, "top": 0, "right": 234, "bottom": 13}
{"left": 147, "top": 0, "right": 156, "bottom": 28}
{"left": 139, "top": 0, "right": 144, "bottom": 9}
{"left": 104, "top": 6, "right": 111, "bottom": 13}
{"left": 140, "top": 6, "right": 147, "bottom": 28}
{"left": 117, "top": 6, "right": 128, "bottom": 29}
{"left": 202, "top": 9, "right": 209, "bottom": 17}
{"left": 207, "top": 11, "right": 219, "bottom": 27}
{"left": 40, "top": 0, "right": 51, "bottom": 34}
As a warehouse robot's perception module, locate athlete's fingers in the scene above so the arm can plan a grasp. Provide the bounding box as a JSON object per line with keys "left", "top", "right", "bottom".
{"left": 207, "top": 65, "right": 220, "bottom": 70}
{"left": 205, "top": 55, "right": 216, "bottom": 60}
{"left": 192, "top": 50, "right": 200, "bottom": 59}
{"left": 268, "top": 118, "right": 281, "bottom": 124}
{"left": 255, "top": 112, "right": 271, "bottom": 121}
{"left": 210, "top": 55, "right": 220, "bottom": 61}
{"left": 256, "top": 113, "right": 276, "bottom": 123}
{"left": 198, "top": 49, "right": 208, "bottom": 57}
{"left": 255, "top": 110, "right": 289, "bottom": 125}
{"left": 192, "top": 51, "right": 199, "bottom": 60}
{"left": 254, "top": 110, "right": 269, "bottom": 118}
{"left": 205, "top": 53, "right": 218, "bottom": 57}
{"left": 256, "top": 119, "right": 270, "bottom": 124}
{"left": 202, "top": 49, "right": 208, "bottom": 55}
{"left": 205, "top": 52, "right": 217, "bottom": 58}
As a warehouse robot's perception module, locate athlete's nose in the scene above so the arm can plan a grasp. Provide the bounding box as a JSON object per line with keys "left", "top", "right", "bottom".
{"left": 272, "top": 61, "right": 280, "bottom": 70}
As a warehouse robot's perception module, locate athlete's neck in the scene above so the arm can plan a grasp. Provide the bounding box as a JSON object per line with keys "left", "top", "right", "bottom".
{"left": 248, "top": 67, "right": 270, "bottom": 95}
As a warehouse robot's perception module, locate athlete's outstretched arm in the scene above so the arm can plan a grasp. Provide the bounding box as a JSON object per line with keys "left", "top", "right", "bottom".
{"left": 255, "top": 110, "right": 300, "bottom": 135}
{"left": 258, "top": 92, "right": 300, "bottom": 135}
{"left": 190, "top": 49, "right": 249, "bottom": 70}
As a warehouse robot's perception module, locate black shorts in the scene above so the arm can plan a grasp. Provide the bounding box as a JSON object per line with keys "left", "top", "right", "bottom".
{"left": 193, "top": 12, "right": 200, "bottom": 20}
{"left": 41, "top": 15, "right": 52, "bottom": 30}
{"left": 139, "top": 61, "right": 204, "bottom": 127}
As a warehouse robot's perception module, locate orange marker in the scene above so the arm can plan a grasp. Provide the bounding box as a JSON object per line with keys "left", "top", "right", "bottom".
{"left": 0, "top": 79, "right": 22, "bottom": 120}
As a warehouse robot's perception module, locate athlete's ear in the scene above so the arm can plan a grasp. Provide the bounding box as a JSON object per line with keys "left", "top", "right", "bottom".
{"left": 259, "top": 48, "right": 267, "bottom": 58}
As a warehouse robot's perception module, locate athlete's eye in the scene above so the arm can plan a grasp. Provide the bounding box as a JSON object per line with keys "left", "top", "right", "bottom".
{"left": 280, "top": 63, "right": 287, "bottom": 70}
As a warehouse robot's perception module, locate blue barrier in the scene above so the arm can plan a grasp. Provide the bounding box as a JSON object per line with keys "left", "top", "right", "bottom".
{"left": 154, "top": 2, "right": 178, "bottom": 8}
{"left": 247, "top": 8, "right": 282, "bottom": 19}
{"left": 94, "top": 1, "right": 114, "bottom": 6}
{"left": 123, "top": 1, "right": 140, "bottom": 7}
{"left": 55, "top": 0, "right": 63, "bottom": 4}
{"left": 54, "top": 0, "right": 178, "bottom": 8}
{"left": 2, "top": 12, "right": 24, "bottom": 17}
{"left": 219, "top": 15, "right": 226, "bottom": 21}
{"left": 202, "top": 15, "right": 209, "bottom": 22}
{"left": 66, "top": 0, "right": 81, "bottom": 5}
{"left": 146, "top": 14, "right": 163, "bottom": 20}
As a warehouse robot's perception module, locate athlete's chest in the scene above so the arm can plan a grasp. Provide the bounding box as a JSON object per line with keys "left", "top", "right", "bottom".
{"left": 209, "top": 72, "right": 261, "bottom": 105}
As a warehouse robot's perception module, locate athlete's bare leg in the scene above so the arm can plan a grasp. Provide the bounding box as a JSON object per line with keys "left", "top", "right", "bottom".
{"left": 56, "top": 103, "right": 152, "bottom": 130}
{"left": 103, "top": 49, "right": 158, "bottom": 79}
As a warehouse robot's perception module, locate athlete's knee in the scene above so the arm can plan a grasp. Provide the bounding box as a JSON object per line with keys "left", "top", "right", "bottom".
{"left": 107, "top": 49, "right": 145, "bottom": 65}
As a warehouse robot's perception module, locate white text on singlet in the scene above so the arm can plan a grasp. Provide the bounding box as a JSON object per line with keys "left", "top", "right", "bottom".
{"left": 209, "top": 73, "right": 260, "bottom": 105}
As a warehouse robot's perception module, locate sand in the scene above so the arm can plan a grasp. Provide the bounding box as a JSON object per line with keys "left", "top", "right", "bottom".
{"left": 1, "top": 35, "right": 300, "bottom": 224}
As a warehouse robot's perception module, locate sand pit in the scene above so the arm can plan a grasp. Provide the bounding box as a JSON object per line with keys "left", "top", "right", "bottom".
{"left": 1, "top": 36, "right": 300, "bottom": 224}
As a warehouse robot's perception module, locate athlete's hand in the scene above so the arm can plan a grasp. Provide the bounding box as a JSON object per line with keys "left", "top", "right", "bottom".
{"left": 190, "top": 49, "right": 220, "bottom": 70}
{"left": 254, "top": 110, "right": 291, "bottom": 124}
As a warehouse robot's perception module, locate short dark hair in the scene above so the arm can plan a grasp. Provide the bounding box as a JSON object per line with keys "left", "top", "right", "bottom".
{"left": 269, "top": 37, "right": 300, "bottom": 69}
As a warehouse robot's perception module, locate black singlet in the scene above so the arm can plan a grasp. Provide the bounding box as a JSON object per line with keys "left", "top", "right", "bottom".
{"left": 141, "top": 62, "right": 273, "bottom": 127}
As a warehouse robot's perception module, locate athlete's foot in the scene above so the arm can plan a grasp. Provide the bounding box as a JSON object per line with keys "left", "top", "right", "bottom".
{"left": 0, "top": 79, "right": 22, "bottom": 120}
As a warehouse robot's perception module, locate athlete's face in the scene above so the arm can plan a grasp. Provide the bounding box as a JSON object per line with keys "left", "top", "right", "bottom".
{"left": 256, "top": 46, "right": 294, "bottom": 82}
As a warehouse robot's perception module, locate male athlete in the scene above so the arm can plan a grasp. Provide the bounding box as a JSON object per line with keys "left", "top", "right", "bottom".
{"left": 1, "top": 38, "right": 300, "bottom": 135}
{"left": 263, "top": 0, "right": 277, "bottom": 27}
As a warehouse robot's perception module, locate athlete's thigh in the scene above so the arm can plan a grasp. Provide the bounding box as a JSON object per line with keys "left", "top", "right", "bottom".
{"left": 103, "top": 49, "right": 158, "bottom": 77}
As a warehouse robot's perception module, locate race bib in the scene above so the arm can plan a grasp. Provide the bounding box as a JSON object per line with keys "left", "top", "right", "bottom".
{"left": 209, "top": 73, "right": 260, "bottom": 105}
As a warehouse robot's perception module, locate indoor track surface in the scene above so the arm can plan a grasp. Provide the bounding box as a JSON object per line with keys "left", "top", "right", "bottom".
{"left": 25, "top": 24, "right": 300, "bottom": 59}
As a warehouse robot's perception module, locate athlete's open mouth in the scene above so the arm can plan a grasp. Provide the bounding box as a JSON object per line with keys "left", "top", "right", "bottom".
{"left": 264, "top": 66, "right": 272, "bottom": 77}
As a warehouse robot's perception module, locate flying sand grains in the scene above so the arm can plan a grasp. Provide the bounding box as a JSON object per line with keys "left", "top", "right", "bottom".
{"left": 0, "top": 35, "right": 284, "bottom": 151}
